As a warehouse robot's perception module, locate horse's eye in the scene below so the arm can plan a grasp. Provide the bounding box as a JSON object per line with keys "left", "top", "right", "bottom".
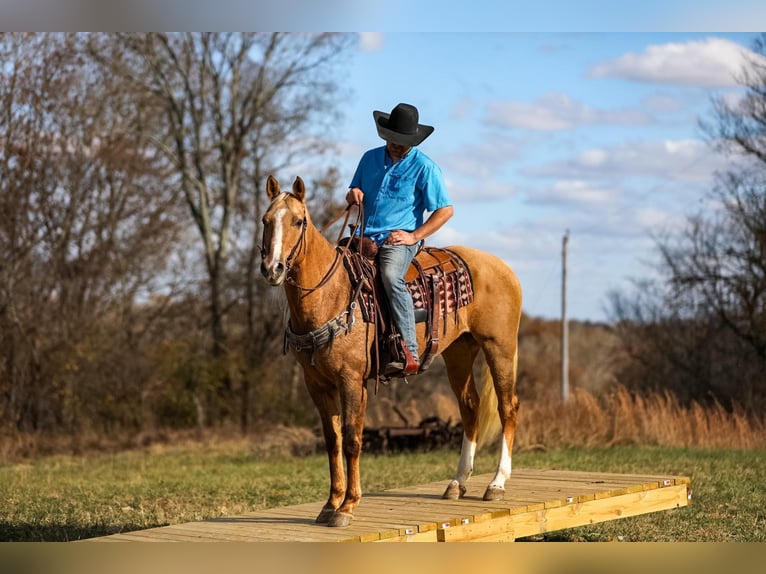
{"left": 294, "top": 219, "right": 304, "bottom": 228}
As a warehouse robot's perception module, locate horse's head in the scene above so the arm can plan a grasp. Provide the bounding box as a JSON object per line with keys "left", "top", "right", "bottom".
{"left": 260, "top": 175, "right": 308, "bottom": 286}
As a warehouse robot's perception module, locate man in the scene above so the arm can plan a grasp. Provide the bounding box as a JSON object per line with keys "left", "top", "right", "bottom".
{"left": 346, "top": 103, "right": 453, "bottom": 376}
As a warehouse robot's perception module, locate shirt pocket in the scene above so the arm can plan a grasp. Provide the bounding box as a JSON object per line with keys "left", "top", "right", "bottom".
{"left": 381, "top": 173, "right": 417, "bottom": 204}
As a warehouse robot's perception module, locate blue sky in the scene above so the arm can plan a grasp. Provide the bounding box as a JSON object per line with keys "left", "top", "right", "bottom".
{"left": 324, "top": 32, "right": 762, "bottom": 322}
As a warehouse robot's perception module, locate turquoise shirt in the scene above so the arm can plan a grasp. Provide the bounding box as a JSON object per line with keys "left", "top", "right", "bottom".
{"left": 349, "top": 146, "right": 451, "bottom": 245}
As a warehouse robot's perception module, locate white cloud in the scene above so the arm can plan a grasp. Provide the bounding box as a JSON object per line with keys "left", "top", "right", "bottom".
{"left": 524, "top": 139, "right": 724, "bottom": 183}
{"left": 485, "top": 93, "right": 650, "bottom": 131}
{"left": 450, "top": 97, "right": 474, "bottom": 121}
{"left": 448, "top": 178, "right": 516, "bottom": 202}
{"left": 442, "top": 140, "right": 522, "bottom": 174}
{"left": 579, "top": 149, "right": 608, "bottom": 168}
{"left": 430, "top": 225, "right": 470, "bottom": 247}
{"left": 641, "top": 94, "right": 684, "bottom": 114}
{"left": 589, "top": 38, "right": 758, "bottom": 87}
{"left": 358, "top": 32, "right": 384, "bottom": 52}
{"left": 634, "top": 206, "right": 682, "bottom": 229}
{"left": 529, "top": 180, "right": 615, "bottom": 208}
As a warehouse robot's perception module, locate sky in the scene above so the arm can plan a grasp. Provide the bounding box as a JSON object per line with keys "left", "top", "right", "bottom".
{"left": 324, "top": 31, "right": 762, "bottom": 323}
{"left": 3, "top": 1, "right": 765, "bottom": 322}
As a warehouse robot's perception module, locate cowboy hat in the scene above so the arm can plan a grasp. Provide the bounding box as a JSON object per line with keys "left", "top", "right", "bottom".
{"left": 373, "top": 103, "right": 434, "bottom": 146}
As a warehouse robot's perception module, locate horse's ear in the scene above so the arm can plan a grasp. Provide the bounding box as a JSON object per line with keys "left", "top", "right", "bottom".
{"left": 266, "top": 175, "right": 280, "bottom": 200}
{"left": 292, "top": 177, "right": 306, "bottom": 202}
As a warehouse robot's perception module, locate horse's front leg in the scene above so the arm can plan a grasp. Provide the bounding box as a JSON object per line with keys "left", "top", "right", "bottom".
{"left": 306, "top": 382, "right": 345, "bottom": 524}
{"left": 327, "top": 375, "right": 368, "bottom": 528}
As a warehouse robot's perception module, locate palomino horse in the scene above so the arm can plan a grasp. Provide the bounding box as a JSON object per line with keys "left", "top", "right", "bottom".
{"left": 260, "top": 175, "right": 522, "bottom": 528}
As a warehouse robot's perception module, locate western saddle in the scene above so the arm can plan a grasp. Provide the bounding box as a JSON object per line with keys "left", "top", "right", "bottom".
{"left": 342, "top": 240, "right": 475, "bottom": 389}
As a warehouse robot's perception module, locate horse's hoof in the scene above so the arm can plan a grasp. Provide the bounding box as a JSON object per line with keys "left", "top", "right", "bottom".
{"left": 442, "top": 481, "right": 467, "bottom": 500}
{"left": 483, "top": 485, "right": 505, "bottom": 501}
{"left": 327, "top": 512, "right": 354, "bottom": 528}
{"left": 315, "top": 508, "right": 336, "bottom": 524}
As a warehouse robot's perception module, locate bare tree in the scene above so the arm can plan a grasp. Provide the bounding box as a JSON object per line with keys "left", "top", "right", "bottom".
{"left": 0, "top": 33, "right": 183, "bottom": 433}
{"left": 0, "top": 32, "right": 355, "bottom": 438}
{"left": 106, "top": 33, "right": 351, "bottom": 351}
{"left": 89, "top": 33, "right": 353, "bottom": 427}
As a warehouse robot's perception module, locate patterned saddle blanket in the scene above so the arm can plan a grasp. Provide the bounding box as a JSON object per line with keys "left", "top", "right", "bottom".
{"left": 404, "top": 247, "right": 475, "bottom": 320}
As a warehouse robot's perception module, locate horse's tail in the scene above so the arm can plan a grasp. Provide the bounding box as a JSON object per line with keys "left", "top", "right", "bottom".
{"left": 476, "top": 347, "right": 518, "bottom": 450}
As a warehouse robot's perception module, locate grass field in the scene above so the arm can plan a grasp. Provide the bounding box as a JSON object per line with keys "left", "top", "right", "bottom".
{"left": 1, "top": 440, "right": 763, "bottom": 542}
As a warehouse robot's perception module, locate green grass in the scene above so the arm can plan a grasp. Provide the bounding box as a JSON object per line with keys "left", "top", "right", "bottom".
{"left": 1, "top": 443, "right": 763, "bottom": 541}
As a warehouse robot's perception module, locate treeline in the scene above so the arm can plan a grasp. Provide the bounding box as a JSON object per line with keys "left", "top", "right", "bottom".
{"left": 0, "top": 32, "right": 352, "bottom": 437}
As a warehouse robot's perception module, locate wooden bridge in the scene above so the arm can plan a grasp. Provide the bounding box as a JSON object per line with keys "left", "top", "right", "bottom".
{"left": 90, "top": 468, "right": 691, "bottom": 542}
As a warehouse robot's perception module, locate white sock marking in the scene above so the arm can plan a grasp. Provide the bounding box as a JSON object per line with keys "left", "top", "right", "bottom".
{"left": 489, "top": 439, "right": 512, "bottom": 489}
{"left": 453, "top": 432, "right": 476, "bottom": 486}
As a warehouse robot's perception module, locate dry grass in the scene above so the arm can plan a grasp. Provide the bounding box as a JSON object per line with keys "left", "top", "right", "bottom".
{"left": 0, "top": 427, "right": 251, "bottom": 462}
{"left": 516, "top": 385, "right": 766, "bottom": 451}
{"left": 2, "top": 384, "right": 765, "bottom": 461}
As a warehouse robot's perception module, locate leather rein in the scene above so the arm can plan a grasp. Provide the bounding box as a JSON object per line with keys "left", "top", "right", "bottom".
{"left": 282, "top": 203, "right": 362, "bottom": 294}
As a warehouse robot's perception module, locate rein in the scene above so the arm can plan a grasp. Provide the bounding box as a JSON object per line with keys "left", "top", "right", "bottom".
{"left": 284, "top": 204, "right": 363, "bottom": 294}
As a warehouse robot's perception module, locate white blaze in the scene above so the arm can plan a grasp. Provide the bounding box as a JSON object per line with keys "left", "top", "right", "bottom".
{"left": 270, "top": 205, "right": 287, "bottom": 265}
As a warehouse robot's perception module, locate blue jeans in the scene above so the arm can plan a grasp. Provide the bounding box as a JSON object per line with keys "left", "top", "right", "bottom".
{"left": 378, "top": 243, "right": 420, "bottom": 359}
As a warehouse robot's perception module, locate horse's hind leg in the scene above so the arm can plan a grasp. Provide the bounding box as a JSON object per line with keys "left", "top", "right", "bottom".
{"left": 481, "top": 340, "right": 520, "bottom": 501}
{"left": 441, "top": 335, "right": 481, "bottom": 500}
{"left": 305, "top": 383, "right": 345, "bottom": 524}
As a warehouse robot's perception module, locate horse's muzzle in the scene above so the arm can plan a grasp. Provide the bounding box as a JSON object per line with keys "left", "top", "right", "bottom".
{"left": 260, "top": 260, "right": 286, "bottom": 286}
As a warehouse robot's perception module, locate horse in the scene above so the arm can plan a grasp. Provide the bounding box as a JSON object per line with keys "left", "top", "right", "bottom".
{"left": 260, "top": 175, "right": 522, "bottom": 528}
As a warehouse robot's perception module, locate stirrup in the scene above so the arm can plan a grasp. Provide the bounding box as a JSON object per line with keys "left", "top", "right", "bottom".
{"left": 384, "top": 357, "right": 419, "bottom": 377}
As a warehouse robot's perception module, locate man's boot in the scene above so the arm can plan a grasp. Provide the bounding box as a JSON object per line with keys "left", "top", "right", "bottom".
{"left": 384, "top": 345, "right": 419, "bottom": 377}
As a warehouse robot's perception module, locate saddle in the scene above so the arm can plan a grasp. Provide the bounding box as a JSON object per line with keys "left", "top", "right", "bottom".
{"left": 342, "top": 243, "right": 475, "bottom": 389}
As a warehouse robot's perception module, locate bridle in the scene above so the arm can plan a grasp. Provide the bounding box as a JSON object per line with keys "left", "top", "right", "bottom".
{"left": 260, "top": 198, "right": 364, "bottom": 296}
{"left": 259, "top": 205, "right": 306, "bottom": 267}
{"left": 284, "top": 211, "right": 309, "bottom": 275}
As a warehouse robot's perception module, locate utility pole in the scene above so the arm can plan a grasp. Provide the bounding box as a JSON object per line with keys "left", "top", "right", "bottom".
{"left": 561, "top": 230, "right": 570, "bottom": 403}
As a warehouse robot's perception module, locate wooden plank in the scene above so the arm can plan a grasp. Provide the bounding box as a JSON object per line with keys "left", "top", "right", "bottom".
{"left": 254, "top": 506, "right": 428, "bottom": 542}
{"left": 532, "top": 472, "right": 678, "bottom": 490}
{"left": 168, "top": 520, "right": 344, "bottom": 542}
{"left": 101, "top": 528, "right": 221, "bottom": 543}
{"left": 371, "top": 490, "right": 547, "bottom": 515}
{"left": 507, "top": 473, "right": 669, "bottom": 503}
{"left": 437, "top": 514, "right": 515, "bottom": 542}
{"left": 375, "top": 529, "right": 439, "bottom": 542}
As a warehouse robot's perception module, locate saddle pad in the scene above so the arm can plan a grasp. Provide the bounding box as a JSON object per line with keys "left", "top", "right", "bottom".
{"left": 406, "top": 247, "right": 474, "bottom": 314}
{"left": 353, "top": 247, "right": 474, "bottom": 324}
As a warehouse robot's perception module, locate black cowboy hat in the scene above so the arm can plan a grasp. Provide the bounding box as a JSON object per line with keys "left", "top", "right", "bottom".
{"left": 373, "top": 103, "right": 434, "bottom": 146}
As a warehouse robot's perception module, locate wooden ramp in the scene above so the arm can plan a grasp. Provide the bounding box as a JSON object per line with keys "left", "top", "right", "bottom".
{"left": 91, "top": 469, "right": 691, "bottom": 542}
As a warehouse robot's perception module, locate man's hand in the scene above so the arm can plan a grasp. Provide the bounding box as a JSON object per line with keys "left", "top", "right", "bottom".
{"left": 385, "top": 230, "right": 418, "bottom": 246}
{"left": 346, "top": 187, "right": 364, "bottom": 206}
{"left": 385, "top": 206, "right": 453, "bottom": 247}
